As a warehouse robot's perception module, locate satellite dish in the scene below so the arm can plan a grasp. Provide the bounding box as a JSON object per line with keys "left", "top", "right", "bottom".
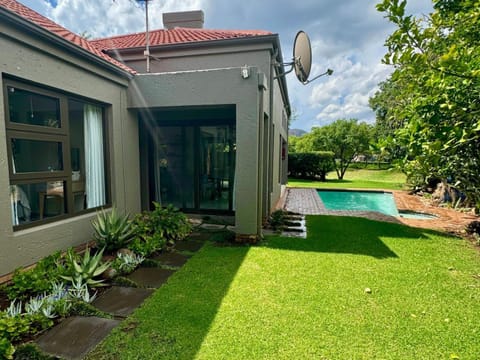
{"left": 293, "top": 31, "right": 312, "bottom": 83}
{"left": 274, "top": 30, "right": 333, "bottom": 85}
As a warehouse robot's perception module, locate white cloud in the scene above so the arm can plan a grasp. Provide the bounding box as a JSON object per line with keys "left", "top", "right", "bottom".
{"left": 41, "top": 0, "right": 208, "bottom": 38}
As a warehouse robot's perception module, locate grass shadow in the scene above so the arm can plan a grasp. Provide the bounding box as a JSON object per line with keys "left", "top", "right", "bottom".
{"left": 262, "top": 215, "right": 453, "bottom": 259}
{"left": 87, "top": 243, "right": 250, "bottom": 359}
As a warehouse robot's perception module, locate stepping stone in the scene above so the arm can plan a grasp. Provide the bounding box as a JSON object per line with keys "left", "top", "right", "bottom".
{"left": 36, "top": 316, "right": 119, "bottom": 360}
{"left": 187, "top": 232, "right": 212, "bottom": 242}
{"left": 92, "top": 286, "right": 153, "bottom": 317}
{"left": 127, "top": 267, "right": 175, "bottom": 288}
{"left": 200, "top": 223, "right": 226, "bottom": 230}
{"left": 152, "top": 252, "right": 191, "bottom": 266}
{"left": 174, "top": 240, "right": 204, "bottom": 252}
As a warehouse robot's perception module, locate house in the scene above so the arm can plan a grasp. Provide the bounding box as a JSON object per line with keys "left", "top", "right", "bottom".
{"left": 0, "top": 1, "right": 290, "bottom": 276}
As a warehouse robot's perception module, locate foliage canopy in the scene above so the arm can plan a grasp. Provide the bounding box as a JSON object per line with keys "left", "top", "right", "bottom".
{"left": 372, "top": 0, "right": 480, "bottom": 207}
{"left": 292, "top": 119, "right": 371, "bottom": 179}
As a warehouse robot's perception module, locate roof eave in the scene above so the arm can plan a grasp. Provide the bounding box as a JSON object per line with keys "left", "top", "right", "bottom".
{"left": 0, "top": 7, "right": 133, "bottom": 80}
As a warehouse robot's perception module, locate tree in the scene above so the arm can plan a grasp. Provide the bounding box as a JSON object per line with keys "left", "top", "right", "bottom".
{"left": 308, "top": 119, "right": 372, "bottom": 179}
{"left": 374, "top": 0, "right": 480, "bottom": 208}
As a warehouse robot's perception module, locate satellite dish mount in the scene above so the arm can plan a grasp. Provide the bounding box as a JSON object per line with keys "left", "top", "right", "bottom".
{"left": 276, "top": 30, "right": 333, "bottom": 85}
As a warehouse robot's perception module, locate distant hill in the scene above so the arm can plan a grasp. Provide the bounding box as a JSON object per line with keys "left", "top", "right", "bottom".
{"left": 289, "top": 128, "right": 307, "bottom": 137}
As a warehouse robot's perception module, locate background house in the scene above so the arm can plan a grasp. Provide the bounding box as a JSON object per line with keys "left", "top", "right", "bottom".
{"left": 0, "top": 1, "right": 290, "bottom": 276}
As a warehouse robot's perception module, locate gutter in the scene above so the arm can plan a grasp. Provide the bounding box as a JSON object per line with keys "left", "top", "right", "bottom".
{"left": 0, "top": 7, "right": 133, "bottom": 80}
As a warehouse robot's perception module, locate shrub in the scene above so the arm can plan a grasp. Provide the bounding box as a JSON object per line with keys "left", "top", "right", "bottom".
{"left": 129, "top": 203, "right": 191, "bottom": 255}
{"left": 0, "top": 312, "right": 53, "bottom": 343}
{"left": 0, "top": 338, "right": 15, "bottom": 360}
{"left": 9, "top": 343, "right": 55, "bottom": 360}
{"left": 128, "top": 233, "right": 166, "bottom": 257}
{"left": 2, "top": 252, "right": 64, "bottom": 301}
{"left": 268, "top": 209, "right": 292, "bottom": 231}
{"left": 288, "top": 152, "right": 335, "bottom": 180}
{"left": 92, "top": 207, "right": 134, "bottom": 253}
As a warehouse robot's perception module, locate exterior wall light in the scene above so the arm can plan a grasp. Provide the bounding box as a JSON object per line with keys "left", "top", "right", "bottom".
{"left": 241, "top": 65, "right": 250, "bottom": 79}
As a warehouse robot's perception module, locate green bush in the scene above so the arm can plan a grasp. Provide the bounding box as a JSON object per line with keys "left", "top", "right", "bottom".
{"left": 0, "top": 338, "right": 15, "bottom": 359}
{"left": 0, "top": 313, "right": 53, "bottom": 343}
{"left": 10, "top": 343, "right": 56, "bottom": 360}
{"left": 128, "top": 233, "right": 166, "bottom": 257}
{"left": 129, "top": 203, "right": 191, "bottom": 256}
{"left": 268, "top": 209, "right": 288, "bottom": 231}
{"left": 92, "top": 207, "right": 134, "bottom": 253}
{"left": 288, "top": 152, "right": 335, "bottom": 180}
{"left": 2, "top": 252, "right": 64, "bottom": 301}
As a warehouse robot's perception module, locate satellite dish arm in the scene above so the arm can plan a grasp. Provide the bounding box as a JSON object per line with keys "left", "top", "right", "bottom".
{"left": 301, "top": 68, "right": 333, "bottom": 85}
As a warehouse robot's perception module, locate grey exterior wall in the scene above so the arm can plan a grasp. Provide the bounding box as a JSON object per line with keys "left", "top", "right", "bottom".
{"left": 128, "top": 68, "right": 263, "bottom": 235}
{"left": 120, "top": 39, "right": 289, "bottom": 234}
{"left": 0, "top": 19, "right": 140, "bottom": 276}
{"left": 115, "top": 43, "right": 274, "bottom": 75}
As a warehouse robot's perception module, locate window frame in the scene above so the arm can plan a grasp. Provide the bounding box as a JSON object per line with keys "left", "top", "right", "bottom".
{"left": 3, "top": 78, "right": 111, "bottom": 230}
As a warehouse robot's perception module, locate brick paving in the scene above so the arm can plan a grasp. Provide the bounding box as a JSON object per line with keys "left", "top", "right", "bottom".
{"left": 283, "top": 187, "right": 478, "bottom": 235}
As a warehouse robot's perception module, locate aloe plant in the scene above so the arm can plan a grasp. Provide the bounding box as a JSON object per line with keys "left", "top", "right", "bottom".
{"left": 61, "top": 247, "right": 110, "bottom": 288}
{"left": 92, "top": 207, "right": 134, "bottom": 252}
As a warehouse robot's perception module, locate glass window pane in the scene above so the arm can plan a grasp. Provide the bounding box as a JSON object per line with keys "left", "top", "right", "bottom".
{"left": 155, "top": 127, "right": 194, "bottom": 209}
{"left": 199, "top": 126, "right": 235, "bottom": 211}
{"left": 10, "top": 181, "right": 66, "bottom": 225}
{"left": 7, "top": 86, "right": 61, "bottom": 128}
{"left": 11, "top": 138, "right": 63, "bottom": 173}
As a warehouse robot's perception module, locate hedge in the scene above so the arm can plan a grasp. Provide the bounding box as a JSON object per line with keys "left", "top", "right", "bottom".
{"left": 288, "top": 152, "right": 335, "bottom": 181}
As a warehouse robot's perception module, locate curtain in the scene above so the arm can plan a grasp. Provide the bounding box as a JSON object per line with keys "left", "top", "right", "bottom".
{"left": 84, "top": 104, "right": 105, "bottom": 208}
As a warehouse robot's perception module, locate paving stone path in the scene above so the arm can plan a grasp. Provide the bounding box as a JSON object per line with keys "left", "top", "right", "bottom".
{"left": 34, "top": 235, "right": 207, "bottom": 360}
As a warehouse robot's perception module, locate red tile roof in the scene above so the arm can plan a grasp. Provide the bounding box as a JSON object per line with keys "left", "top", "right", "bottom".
{"left": 90, "top": 27, "right": 273, "bottom": 51}
{"left": 0, "top": 0, "right": 135, "bottom": 74}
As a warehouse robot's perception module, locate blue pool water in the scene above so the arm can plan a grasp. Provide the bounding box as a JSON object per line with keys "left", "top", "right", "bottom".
{"left": 317, "top": 190, "right": 399, "bottom": 216}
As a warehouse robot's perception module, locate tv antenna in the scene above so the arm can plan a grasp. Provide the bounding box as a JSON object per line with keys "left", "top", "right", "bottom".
{"left": 132, "top": 0, "right": 151, "bottom": 72}
{"left": 276, "top": 30, "right": 333, "bottom": 85}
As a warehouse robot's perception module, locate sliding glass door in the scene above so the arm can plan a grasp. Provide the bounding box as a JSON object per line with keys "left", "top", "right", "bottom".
{"left": 148, "top": 123, "right": 235, "bottom": 213}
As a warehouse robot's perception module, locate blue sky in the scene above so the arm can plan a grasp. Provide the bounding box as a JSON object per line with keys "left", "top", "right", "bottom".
{"left": 18, "top": 0, "right": 433, "bottom": 131}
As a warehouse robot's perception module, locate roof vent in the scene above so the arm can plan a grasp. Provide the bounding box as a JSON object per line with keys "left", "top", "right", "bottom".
{"left": 163, "top": 10, "right": 204, "bottom": 30}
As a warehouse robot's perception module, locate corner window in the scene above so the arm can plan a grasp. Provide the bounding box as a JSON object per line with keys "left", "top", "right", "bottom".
{"left": 5, "top": 80, "right": 110, "bottom": 229}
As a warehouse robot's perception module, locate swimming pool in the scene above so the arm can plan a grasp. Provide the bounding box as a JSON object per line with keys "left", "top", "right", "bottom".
{"left": 317, "top": 190, "right": 399, "bottom": 216}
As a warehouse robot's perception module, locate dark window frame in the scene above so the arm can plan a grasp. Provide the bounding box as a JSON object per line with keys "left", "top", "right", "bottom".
{"left": 3, "top": 78, "right": 111, "bottom": 230}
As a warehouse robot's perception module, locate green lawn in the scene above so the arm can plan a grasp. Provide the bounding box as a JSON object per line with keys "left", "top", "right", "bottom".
{"left": 289, "top": 168, "right": 407, "bottom": 190}
{"left": 88, "top": 216, "right": 480, "bottom": 359}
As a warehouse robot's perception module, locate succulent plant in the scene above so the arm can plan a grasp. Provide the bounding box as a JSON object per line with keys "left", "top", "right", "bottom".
{"left": 92, "top": 207, "right": 134, "bottom": 252}
{"left": 61, "top": 247, "right": 110, "bottom": 288}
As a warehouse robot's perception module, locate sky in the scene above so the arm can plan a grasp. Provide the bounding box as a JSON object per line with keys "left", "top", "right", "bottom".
{"left": 18, "top": 0, "right": 433, "bottom": 132}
